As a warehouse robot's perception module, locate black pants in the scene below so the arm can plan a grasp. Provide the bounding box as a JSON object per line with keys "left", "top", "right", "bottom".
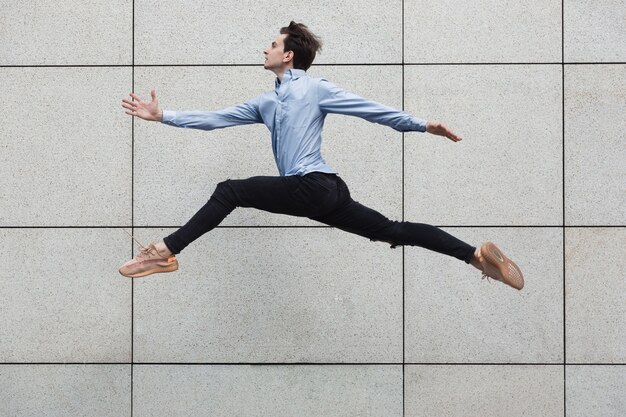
{"left": 164, "top": 172, "right": 476, "bottom": 263}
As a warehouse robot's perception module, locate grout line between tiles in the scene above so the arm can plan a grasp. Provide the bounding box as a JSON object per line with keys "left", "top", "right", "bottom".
{"left": 6, "top": 362, "right": 614, "bottom": 366}
{"left": 2, "top": 62, "right": 625, "bottom": 68}
{"left": 402, "top": 2, "right": 406, "bottom": 415}
{"left": 131, "top": 1, "right": 135, "bottom": 416}
{"left": 2, "top": 225, "right": 624, "bottom": 229}
{"left": 562, "top": 2, "right": 567, "bottom": 415}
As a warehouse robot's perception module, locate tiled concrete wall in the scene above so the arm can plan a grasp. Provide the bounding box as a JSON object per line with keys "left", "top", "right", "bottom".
{"left": 1, "top": 1, "right": 624, "bottom": 416}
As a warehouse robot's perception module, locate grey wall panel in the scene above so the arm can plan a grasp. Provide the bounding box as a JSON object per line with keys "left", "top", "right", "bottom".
{"left": 405, "top": 227, "right": 563, "bottom": 363}
{"left": 134, "top": 0, "right": 402, "bottom": 65}
{"left": 404, "top": 64, "right": 562, "bottom": 226}
{"left": 134, "top": 365, "right": 402, "bottom": 417}
{"left": 0, "top": 365, "right": 130, "bottom": 417}
{"left": 567, "top": 365, "right": 626, "bottom": 417}
{"left": 566, "top": 228, "right": 626, "bottom": 363}
{"left": 405, "top": 0, "right": 561, "bottom": 63}
{"left": 132, "top": 228, "right": 402, "bottom": 363}
{"left": 405, "top": 365, "right": 564, "bottom": 417}
{"left": 565, "top": 65, "right": 626, "bottom": 225}
{"left": 0, "top": 229, "right": 132, "bottom": 362}
{"left": 0, "top": 1, "right": 132, "bottom": 65}
{"left": 0, "top": 67, "right": 132, "bottom": 226}
{"left": 564, "top": 0, "right": 626, "bottom": 62}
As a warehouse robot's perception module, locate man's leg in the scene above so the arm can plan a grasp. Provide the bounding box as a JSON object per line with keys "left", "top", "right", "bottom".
{"left": 163, "top": 173, "right": 342, "bottom": 254}
{"left": 311, "top": 175, "right": 476, "bottom": 263}
{"left": 311, "top": 175, "right": 524, "bottom": 289}
{"left": 121, "top": 173, "right": 342, "bottom": 278}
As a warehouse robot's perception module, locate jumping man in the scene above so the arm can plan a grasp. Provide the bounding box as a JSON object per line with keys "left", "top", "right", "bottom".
{"left": 119, "top": 22, "right": 524, "bottom": 290}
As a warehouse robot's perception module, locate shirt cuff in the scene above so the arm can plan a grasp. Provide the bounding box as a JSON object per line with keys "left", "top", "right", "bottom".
{"left": 412, "top": 116, "right": 428, "bottom": 132}
{"left": 161, "top": 110, "right": 176, "bottom": 124}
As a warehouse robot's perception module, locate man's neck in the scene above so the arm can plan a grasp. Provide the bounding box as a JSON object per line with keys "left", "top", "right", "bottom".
{"left": 274, "top": 65, "right": 294, "bottom": 82}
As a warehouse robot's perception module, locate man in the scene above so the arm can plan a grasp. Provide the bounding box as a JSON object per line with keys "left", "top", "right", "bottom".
{"left": 119, "top": 22, "right": 524, "bottom": 290}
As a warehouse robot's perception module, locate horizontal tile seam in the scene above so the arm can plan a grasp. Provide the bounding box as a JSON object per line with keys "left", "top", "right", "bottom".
{"left": 1, "top": 225, "right": 624, "bottom": 229}
{"left": 3, "top": 363, "right": 622, "bottom": 366}
{"left": 2, "top": 62, "right": 624, "bottom": 68}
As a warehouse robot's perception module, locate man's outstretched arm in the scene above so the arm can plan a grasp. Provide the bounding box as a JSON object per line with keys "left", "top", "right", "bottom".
{"left": 122, "top": 89, "right": 263, "bottom": 130}
{"left": 317, "top": 80, "right": 462, "bottom": 142}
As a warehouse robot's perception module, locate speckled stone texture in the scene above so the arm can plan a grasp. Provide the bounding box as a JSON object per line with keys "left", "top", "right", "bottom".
{"left": 404, "top": 0, "right": 561, "bottom": 63}
{"left": 0, "top": 229, "right": 132, "bottom": 362}
{"left": 404, "top": 64, "right": 563, "bottom": 226}
{"left": 134, "top": 365, "right": 402, "bottom": 417}
{"left": 405, "top": 227, "right": 563, "bottom": 363}
{"left": 405, "top": 365, "right": 564, "bottom": 416}
{"left": 564, "top": 0, "right": 626, "bottom": 62}
{"left": 0, "top": 67, "right": 132, "bottom": 226}
{"left": 0, "top": 1, "right": 132, "bottom": 65}
{"left": 566, "top": 228, "right": 626, "bottom": 363}
{"left": 0, "top": 365, "right": 130, "bottom": 417}
{"left": 134, "top": 0, "right": 402, "bottom": 65}
{"left": 132, "top": 228, "right": 402, "bottom": 363}
{"left": 567, "top": 365, "right": 626, "bottom": 417}
{"left": 565, "top": 65, "right": 626, "bottom": 225}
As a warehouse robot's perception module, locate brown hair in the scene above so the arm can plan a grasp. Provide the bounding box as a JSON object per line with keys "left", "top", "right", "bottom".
{"left": 279, "top": 21, "right": 322, "bottom": 71}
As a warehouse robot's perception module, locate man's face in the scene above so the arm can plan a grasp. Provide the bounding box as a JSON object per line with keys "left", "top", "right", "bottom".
{"left": 263, "top": 34, "right": 291, "bottom": 72}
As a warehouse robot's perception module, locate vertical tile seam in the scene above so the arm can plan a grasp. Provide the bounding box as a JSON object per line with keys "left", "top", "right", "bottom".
{"left": 401, "top": 1, "right": 406, "bottom": 416}
{"left": 131, "top": 0, "right": 135, "bottom": 416}
{"left": 562, "top": 0, "right": 566, "bottom": 416}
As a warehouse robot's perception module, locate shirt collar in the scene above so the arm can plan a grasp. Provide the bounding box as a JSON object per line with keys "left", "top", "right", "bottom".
{"left": 275, "top": 68, "right": 307, "bottom": 89}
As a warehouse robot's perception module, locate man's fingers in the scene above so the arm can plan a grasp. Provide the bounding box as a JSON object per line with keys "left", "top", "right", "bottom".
{"left": 121, "top": 102, "right": 142, "bottom": 112}
{"left": 448, "top": 133, "right": 461, "bottom": 142}
{"left": 129, "top": 92, "right": 143, "bottom": 103}
{"left": 150, "top": 89, "right": 157, "bottom": 102}
{"left": 442, "top": 125, "right": 461, "bottom": 142}
{"left": 121, "top": 100, "right": 137, "bottom": 109}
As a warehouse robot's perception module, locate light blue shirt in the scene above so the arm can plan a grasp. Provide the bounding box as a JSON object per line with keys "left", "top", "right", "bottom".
{"left": 162, "top": 69, "right": 427, "bottom": 176}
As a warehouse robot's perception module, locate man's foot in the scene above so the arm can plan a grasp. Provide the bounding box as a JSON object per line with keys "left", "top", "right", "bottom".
{"left": 476, "top": 242, "right": 524, "bottom": 290}
{"left": 119, "top": 242, "right": 179, "bottom": 278}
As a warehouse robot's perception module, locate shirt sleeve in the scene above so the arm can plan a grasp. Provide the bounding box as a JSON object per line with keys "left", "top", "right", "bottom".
{"left": 161, "top": 95, "right": 262, "bottom": 131}
{"left": 317, "top": 79, "right": 427, "bottom": 132}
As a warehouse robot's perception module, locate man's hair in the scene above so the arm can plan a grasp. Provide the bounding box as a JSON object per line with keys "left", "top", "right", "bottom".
{"left": 279, "top": 21, "right": 322, "bottom": 71}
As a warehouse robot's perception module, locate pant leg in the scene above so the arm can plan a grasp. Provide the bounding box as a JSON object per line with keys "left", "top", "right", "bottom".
{"left": 311, "top": 176, "right": 476, "bottom": 263}
{"left": 164, "top": 173, "right": 342, "bottom": 254}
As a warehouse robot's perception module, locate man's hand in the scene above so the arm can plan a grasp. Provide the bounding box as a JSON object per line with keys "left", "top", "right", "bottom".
{"left": 122, "top": 89, "right": 163, "bottom": 121}
{"left": 426, "top": 121, "right": 462, "bottom": 142}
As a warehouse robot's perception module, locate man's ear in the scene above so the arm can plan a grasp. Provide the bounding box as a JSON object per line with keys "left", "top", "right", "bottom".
{"left": 283, "top": 50, "right": 294, "bottom": 63}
